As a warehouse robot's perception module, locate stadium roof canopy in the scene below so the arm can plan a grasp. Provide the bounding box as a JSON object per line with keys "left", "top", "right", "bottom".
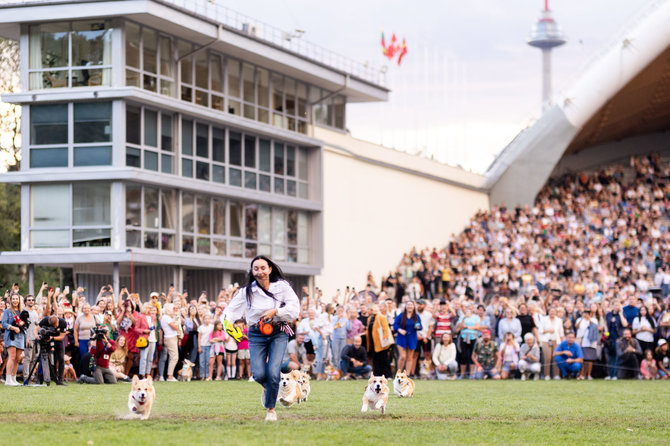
{"left": 487, "top": 0, "right": 670, "bottom": 207}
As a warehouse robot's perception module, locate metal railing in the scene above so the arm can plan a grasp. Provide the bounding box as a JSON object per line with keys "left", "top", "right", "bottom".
{"left": 160, "top": 0, "right": 387, "bottom": 87}
{"left": 0, "top": 0, "right": 388, "bottom": 87}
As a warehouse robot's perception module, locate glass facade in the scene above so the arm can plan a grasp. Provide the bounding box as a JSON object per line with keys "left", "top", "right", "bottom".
{"left": 30, "top": 102, "right": 112, "bottom": 168}
{"left": 20, "top": 17, "right": 323, "bottom": 268}
{"left": 127, "top": 104, "right": 309, "bottom": 198}
{"left": 29, "top": 20, "right": 112, "bottom": 89}
{"left": 30, "top": 182, "right": 111, "bottom": 248}
{"left": 124, "top": 20, "right": 344, "bottom": 133}
{"left": 125, "top": 183, "right": 310, "bottom": 263}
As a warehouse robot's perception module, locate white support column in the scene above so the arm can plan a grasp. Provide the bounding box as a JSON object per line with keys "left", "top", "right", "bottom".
{"left": 111, "top": 181, "right": 125, "bottom": 250}
{"left": 28, "top": 264, "right": 35, "bottom": 296}
{"left": 113, "top": 262, "right": 120, "bottom": 304}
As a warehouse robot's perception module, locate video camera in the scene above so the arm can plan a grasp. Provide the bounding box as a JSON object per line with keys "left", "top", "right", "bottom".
{"left": 38, "top": 326, "right": 59, "bottom": 344}
{"left": 90, "top": 325, "right": 109, "bottom": 341}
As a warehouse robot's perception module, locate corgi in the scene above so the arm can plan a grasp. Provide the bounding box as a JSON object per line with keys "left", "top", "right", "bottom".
{"left": 361, "top": 375, "right": 389, "bottom": 414}
{"left": 127, "top": 375, "right": 156, "bottom": 420}
{"left": 325, "top": 364, "right": 342, "bottom": 381}
{"left": 393, "top": 370, "right": 415, "bottom": 398}
{"left": 297, "top": 371, "right": 311, "bottom": 403}
{"left": 419, "top": 359, "right": 435, "bottom": 380}
{"left": 178, "top": 359, "right": 195, "bottom": 382}
{"left": 277, "top": 371, "right": 303, "bottom": 407}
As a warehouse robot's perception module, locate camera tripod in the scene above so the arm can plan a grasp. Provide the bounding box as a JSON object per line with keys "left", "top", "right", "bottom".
{"left": 24, "top": 340, "right": 58, "bottom": 386}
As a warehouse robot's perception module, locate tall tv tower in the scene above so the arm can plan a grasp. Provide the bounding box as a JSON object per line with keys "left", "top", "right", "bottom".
{"left": 527, "top": 0, "right": 566, "bottom": 111}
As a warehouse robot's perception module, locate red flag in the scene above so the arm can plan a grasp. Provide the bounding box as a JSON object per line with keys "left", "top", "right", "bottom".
{"left": 397, "top": 38, "right": 408, "bottom": 65}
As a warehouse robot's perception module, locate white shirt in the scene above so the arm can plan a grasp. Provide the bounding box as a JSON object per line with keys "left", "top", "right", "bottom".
{"left": 222, "top": 280, "right": 300, "bottom": 325}
{"left": 161, "top": 315, "right": 178, "bottom": 339}
{"left": 146, "top": 315, "right": 157, "bottom": 343}
{"left": 632, "top": 316, "right": 654, "bottom": 343}
{"left": 539, "top": 316, "right": 564, "bottom": 344}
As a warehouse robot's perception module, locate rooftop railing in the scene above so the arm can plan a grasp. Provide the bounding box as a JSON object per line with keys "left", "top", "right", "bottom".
{"left": 0, "top": 0, "right": 388, "bottom": 87}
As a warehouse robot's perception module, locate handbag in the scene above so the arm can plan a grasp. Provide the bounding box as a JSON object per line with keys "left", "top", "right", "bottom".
{"left": 377, "top": 319, "right": 394, "bottom": 349}
{"left": 136, "top": 336, "right": 148, "bottom": 348}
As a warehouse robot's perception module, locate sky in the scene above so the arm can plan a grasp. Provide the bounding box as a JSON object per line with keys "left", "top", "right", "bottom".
{"left": 222, "top": 0, "right": 654, "bottom": 173}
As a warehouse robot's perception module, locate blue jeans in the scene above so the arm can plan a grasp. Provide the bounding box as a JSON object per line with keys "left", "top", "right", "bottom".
{"left": 199, "top": 345, "right": 211, "bottom": 378}
{"left": 189, "top": 334, "right": 199, "bottom": 364}
{"left": 313, "top": 335, "right": 326, "bottom": 374}
{"left": 331, "top": 337, "right": 347, "bottom": 368}
{"left": 248, "top": 325, "right": 288, "bottom": 410}
{"left": 556, "top": 357, "right": 583, "bottom": 377}
{"left": 340, "top": 359, "right": 372, "bottom": 377}
{"left": 606, "top": 348, "right": 618, "bottom": 378}
{"left": 139, "top": 342, "right": 156, "bottom": 376}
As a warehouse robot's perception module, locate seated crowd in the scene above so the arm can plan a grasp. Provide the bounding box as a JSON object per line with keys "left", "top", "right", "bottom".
{"left": 1, "top": 154, "right": 669, "bottom": 385}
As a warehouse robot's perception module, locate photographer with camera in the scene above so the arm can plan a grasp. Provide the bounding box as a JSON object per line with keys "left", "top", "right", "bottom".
{"left": 78, "top": 326, "right": 117, "bottom": 384}
{"left": 2, "top": 292, "right": 28, "bottom": 386}
{"left": 37, "top": 315, "right": 68, "bottom": 385}
{"left": 22, "top": 294, "right": 40, "bottom": 383}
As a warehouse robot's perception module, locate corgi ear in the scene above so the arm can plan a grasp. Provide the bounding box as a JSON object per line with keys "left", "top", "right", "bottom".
{"left": 132, "top": 375, "right": 139, "bottom": 385}
{"left": 146, "top": 375, "right": 153, "bottom": 385}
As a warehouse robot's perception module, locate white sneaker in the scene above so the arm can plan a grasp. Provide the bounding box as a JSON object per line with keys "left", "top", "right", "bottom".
{"left": 611, "top": 377, "right": 618, "bottom": 380}
{"left": 604, "top": 376, "right": 611, "bottom": 380}
{"left": 167, "top": 377, "right": 178, "bottom": 382}
{"left": 553, "top": 375, "right": 561, "bottom": 380}
{"left": 6, "top": 375, "right": 20, "bottom": 387}
{"left": 533, "top": 374, "right": 540, "bottom": 381}
{"left": 159, "top": 377, "right": 165, "bottom": 382}
{"left": 521, "top": 374, "right": 526, "bottom": 381}
{"left": 248, "top": 376, "right": 255, "bottom": 382}
{"left": 265, "top": 411, "right": 277, "bottom": 422}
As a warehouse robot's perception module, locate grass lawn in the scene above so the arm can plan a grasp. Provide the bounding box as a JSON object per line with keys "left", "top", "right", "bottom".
{"left": 1, "top": 379, "right": 668, "bottom": 445}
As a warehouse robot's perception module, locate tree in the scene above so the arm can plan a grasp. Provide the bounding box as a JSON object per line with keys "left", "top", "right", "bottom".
{"left": 0, "top": 38, "right": 20, "bottom": 171}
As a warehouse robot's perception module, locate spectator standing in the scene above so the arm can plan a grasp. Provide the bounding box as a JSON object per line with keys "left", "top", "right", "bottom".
{"left": 498, "top": 308, "right": 522, "bottom": 346}
{"left": 456, "top": 303, "right": 480, "bottom": 379}
{"left": 393, "top": 300, "right": 422, "bottom": 376}
{"left": 197, "top": 314, "right": 213, "bottom": 380}
{"left": 605, "top": 301, "right": 628, "bottom": 380}
{"left": 366, "top": 303, "right": 393, "bottom": 378}
{"left": 539, "top": 308, "right": 564, "bottom": 380}
{"left": 331, "top": 305, "right": 349, "bottom": 371}
{"left": 2, "top": 293, "right": 26, "bottom": 386}
{"left": 159, "top": 303, "right": 180, "bottom": 382}
{"left": 74, "top": 303, "right": 96, "bottom": 361}
{"left": 632, "top": 306, "right": 656, "bottom": 354}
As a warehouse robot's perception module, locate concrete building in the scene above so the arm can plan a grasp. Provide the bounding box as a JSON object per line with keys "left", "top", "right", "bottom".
{"left": 0, "top": 0, "right": 489, "bottom": 298}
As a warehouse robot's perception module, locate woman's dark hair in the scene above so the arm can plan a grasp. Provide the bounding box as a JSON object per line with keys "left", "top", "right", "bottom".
{"left": 245, "top": 255, "right": 286, "bottom": 306}
{"left": 400, "top": 301, "right": 418, "bottom": 330}
{"left": 639, "top": 306, "right": 656, "bottom": 329}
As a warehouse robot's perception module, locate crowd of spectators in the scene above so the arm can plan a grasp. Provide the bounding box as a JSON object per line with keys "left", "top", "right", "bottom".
{"left": 1, "top": 154, "right": 669, "bottom": 385}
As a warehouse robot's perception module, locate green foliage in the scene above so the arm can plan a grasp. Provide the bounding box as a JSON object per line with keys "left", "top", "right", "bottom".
{"left": 0, "top": 380, "right": 667, "bottom": 445}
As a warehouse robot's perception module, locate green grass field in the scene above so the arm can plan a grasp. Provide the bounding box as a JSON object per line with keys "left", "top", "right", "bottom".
{"left": 1, "top": 380, "right": 668, "bottom": 445}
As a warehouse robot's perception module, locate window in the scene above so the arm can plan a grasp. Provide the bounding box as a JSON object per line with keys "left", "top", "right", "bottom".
{"left": 30, "top": 183, "right": 111, "bottom": 248}
{"left": 125, "top": 21, "right": 175, "bottom": 97}
{"left": 125, "top": 183, "right": 177, "bottom": 251}
{"left": 30, "top": 102, "right": 112, "bottom": 168}
{"left": 29, "top": 21, "right": 112, "bottom": 89}
{"left": 125, "top": 104, "right": 174, "bottom": 173}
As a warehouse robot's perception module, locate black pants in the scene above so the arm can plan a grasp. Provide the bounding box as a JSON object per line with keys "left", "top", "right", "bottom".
{"left": 371, "top": 348, "right": 393, "bottom": 378}
{"left": 618, "top": 353, "right": 639, "bottom": 379}
{"left": 52, "top": 341, "right": 65, "bottom": 383}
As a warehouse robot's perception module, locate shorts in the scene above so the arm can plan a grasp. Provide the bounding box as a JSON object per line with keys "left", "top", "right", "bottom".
{"left": 501, "top": 361, "right": 517, "bottom": 373}
{"left": 225, "top": 348, "right": 238, "bottom": 355}
{"left": 237, "top": 349, "right": 250, "bottom": 360}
